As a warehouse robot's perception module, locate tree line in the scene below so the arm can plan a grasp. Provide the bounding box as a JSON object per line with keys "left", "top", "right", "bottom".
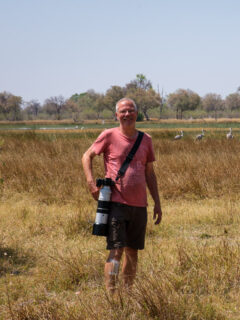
{"left": 1, "top": 74, "right": 240, "bottom": 121}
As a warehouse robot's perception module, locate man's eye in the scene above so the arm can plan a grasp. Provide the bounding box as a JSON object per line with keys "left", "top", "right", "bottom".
{"left": 120, "top": 110, "right": 135, "bottom": 114}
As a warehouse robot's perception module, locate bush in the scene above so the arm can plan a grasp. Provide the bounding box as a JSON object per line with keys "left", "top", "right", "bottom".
{"left": 137, "top": 112, "right": 144, "bottom": 121}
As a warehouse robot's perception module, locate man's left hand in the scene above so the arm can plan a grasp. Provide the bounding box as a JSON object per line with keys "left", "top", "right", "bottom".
{"left": 153, "top": 204, "right": 162, "bottom": 225}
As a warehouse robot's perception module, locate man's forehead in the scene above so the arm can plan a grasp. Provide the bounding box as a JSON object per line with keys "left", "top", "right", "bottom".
{"left": 118, "top": 101, "right": 135, "bottom": 108}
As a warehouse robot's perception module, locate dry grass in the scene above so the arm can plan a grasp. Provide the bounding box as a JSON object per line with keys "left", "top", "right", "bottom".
{"left": 1, "top": 130, "right": 240, "bottom": 202}
{"left": 154, "top": 137, "right": 240, "bottom": 199}
{"left": 0, "top": 130, "right": 240, "bottom": 319}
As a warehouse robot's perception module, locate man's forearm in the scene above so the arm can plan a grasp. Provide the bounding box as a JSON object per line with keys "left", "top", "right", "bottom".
{"left": 82, "top": 153, "right": 94, "bottom": 184}
{"left": 82, "top": 147, "right": 98, "bottom": 195}
{"left": 145, "top": 163, "right": 162, "bottom": 224}
{"left": 146, "top": 169, "right": 161, "bottom": 207}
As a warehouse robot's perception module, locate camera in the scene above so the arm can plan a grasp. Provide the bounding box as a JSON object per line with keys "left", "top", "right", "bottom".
{"left": 92, "top": 178, "right": 115, "bottom": 236}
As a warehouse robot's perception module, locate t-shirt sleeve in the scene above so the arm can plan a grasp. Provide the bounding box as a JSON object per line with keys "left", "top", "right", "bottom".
{"left": 92, "top": 130, "right": 109, "bottom": 155}
{"left": 146, "top": 136, "right": 155, "bottom": 163}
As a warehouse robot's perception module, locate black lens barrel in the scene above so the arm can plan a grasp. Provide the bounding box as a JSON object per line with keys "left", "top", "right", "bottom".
{"left": 98, "top": 200, "right": 110, "bottom": 208}
{"left": 96, "top": 178, "right": 115, "bottom": 187}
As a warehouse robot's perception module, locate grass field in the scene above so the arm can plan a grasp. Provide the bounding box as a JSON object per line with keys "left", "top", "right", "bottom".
{"left": 0, "top": 125, "right": 240, "bottom": 319}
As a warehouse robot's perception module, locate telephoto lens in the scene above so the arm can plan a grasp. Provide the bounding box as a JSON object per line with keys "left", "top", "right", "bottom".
{"left": 92, "top": 178, "right": 114, "bottom": 236}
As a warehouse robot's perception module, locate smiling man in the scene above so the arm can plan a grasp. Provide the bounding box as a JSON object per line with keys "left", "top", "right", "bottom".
{"left": 82, "top": 98, "right": 162, "bottom": 293}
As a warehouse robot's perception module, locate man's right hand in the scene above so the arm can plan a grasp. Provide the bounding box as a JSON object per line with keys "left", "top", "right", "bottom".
{"left": 88, "top": 181, "right": 99, "bottom": 200}
{"left": 91, "top": 188, "right": 99, "bottom": 201}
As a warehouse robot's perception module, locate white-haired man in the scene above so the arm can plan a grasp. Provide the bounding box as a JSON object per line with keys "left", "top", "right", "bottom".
{"left": 82, "top": 98, "right": 162, "bottom": 293}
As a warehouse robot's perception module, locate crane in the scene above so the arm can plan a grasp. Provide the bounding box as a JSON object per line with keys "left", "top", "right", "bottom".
{"left": 174, "top": 130, "right": 184, "bottom": 140}
{"left": 196, "top": 129, "right": 205, "bottom": 140}
{"left": 226, "top": 128, "right": 234, "bottom": 139}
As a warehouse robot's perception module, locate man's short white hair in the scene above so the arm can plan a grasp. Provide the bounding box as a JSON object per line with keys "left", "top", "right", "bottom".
{"left": 115, "top": 98, "right": 137, "bottom": 112}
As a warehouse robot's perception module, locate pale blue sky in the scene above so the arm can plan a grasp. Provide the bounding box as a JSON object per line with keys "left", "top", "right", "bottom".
{"left": 0, "top": 0, "right": 239, "bottom": 104}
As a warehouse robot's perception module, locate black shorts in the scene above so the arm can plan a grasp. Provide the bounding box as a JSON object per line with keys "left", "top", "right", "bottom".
{"left": 107, "top": 202, "right": 147, "bottom": 250}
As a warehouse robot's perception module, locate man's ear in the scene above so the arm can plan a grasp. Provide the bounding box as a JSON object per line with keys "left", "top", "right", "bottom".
{"left": 115, "top": 112, "right": 119, "bottom": 120}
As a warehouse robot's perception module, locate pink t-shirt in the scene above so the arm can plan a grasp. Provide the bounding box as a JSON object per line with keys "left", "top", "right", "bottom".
{"left": 92, "top": 127, "right": 155, "bottom": 207}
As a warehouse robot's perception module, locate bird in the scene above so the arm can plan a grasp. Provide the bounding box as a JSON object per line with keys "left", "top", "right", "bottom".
{"left": 174, "top": 130, "right": 184, "bottom": 140}
{"left": 196, "top": 129, "right": 205, "bottom": 140}
{"left": 226, "top": 128, "right": 234, "bottom": 139}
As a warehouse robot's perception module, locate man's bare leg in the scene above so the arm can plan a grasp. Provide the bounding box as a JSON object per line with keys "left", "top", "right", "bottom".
{"left": 104, "top": 248, "right": 124, "bottom": 294}
{"left": 122, "top": 247, "right": 138, "bottom": 289}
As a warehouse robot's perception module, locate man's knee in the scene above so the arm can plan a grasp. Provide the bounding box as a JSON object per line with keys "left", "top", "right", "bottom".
{"left": 107, "top": 248, "right": 124, "bottom": 262}
{"left": 125, "top": 247, "right": 138, "bottom": 258}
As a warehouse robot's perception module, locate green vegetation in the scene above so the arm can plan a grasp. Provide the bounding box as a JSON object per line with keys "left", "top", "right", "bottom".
{"left": 0, "top": 119, "right": 240, "bottom": 131}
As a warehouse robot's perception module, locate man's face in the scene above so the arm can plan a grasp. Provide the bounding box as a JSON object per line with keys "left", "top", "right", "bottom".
{"left": 116, "top": 101, "right": 138, "bottom": 127}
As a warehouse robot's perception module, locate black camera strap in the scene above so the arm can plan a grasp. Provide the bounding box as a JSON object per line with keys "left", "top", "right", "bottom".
{"left": 115, "top": 131, "right": 144, "bottom": 181}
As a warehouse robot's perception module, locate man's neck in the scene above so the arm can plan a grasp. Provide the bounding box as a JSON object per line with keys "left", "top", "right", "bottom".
{"left": 119, "top": 125, "right": 137, "bottom": 138}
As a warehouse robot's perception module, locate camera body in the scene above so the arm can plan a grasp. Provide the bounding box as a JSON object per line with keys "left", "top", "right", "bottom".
{"left": 92, "top": 178, "right": 115, "bottom": 236}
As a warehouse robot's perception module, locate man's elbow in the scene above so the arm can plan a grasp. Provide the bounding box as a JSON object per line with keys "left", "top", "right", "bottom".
{"left": 81, "top": 152, "right": 86, "bottom": 165}
{"left": 82, "top": 150, "right": 90, "bottom": 167}
{"left": 82, "top": 148, "right": 95, "bottom": 166}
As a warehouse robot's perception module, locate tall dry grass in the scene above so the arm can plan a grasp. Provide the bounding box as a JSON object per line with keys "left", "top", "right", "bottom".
{"left": 0, "top": 131, "right": 240, "bottom": 202}
{"left": 154, "top": 137, "right": 240, "bottom": 199}
{"left": 0, "top": 130, "right": 240, "bottom": 319}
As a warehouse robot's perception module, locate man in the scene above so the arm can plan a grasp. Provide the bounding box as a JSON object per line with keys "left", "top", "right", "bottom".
{"left": 82, "top": 98, "right": 162, "bottom": 293}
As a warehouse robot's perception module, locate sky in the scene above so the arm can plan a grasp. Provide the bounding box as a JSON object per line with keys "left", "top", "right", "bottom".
{"left": 0, "top": 0, "right": 240, "bottom": 104}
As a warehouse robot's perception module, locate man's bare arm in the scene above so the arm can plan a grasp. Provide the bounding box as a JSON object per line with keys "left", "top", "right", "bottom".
{"left": 145, "top": 162, "right": 162, "bottom": 225}
{"left": 82, "top": 146, "right": 99, "bottom": 200}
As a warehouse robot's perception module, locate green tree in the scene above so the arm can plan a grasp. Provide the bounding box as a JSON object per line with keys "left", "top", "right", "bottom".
{"left": 24, "top": 100, "right": 41, "bottom": 118}
{"left": 127, "top": 88, "right": 161, "bottom": 120}
{"left": 92, "top": 93, "right": 105, "bottom": 119}
{"left": 0, "top": 91, "right": 11, "bottom": 117}
{"left": 126, "top": 74, "right": 160, "bottom": 120}
{"left": 70, "top": 93, "right": 81, "bottom": 103}
{"left": 126, "top": 73, "right": 152, "bottom": 91}
{"left": 64, "top": 99, "right": 79, "bottom": 121}
{"left": 74, "top": 90, "right": 103, "bottom": 119}
{"left": 65, "top": 99, "right": 78, "bottom": 113}
{"left": 202, "top": 93, "right": 224, "bottom": 119}
{"left": 104, "top": 86, "right": 126, "bottom": 119}
{"left": 167, "top": 89, "right": 200, "bottom": 119}
{"left": 68, "top": 90, "right": 106, "bottom": 120}
{"left": 43, "top": 96, "right": 66, "bottom": 120}
{"left": 83, "top": 90, "right": 106, "bottom": 119}
{"left": 7, "top": 95, "right": 22, "bottom": 120}
{"left": 0, "top": 92, "right": 22, "bottom": 120}
{"left": 225, "top": 93, "right": 240, "bottom": 112}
